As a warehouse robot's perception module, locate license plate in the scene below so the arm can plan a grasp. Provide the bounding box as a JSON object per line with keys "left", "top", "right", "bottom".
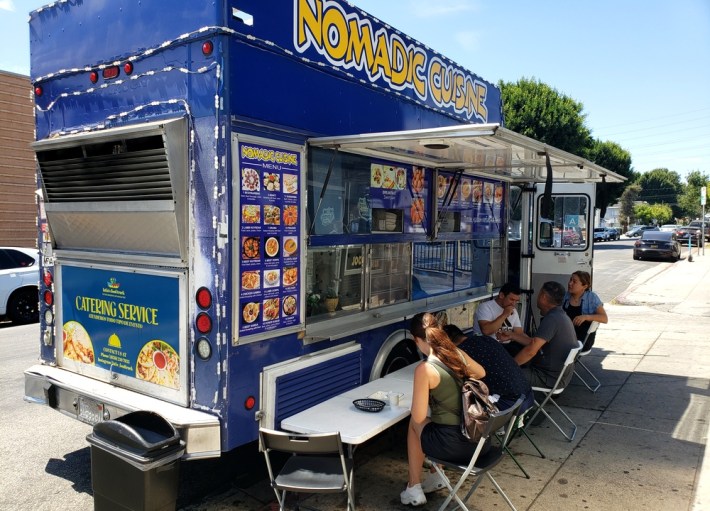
{"left": 78, "top": 396, "right": 104, "bottom": 425}
{"left": 650, "top": 244, "right": 658, "bottom": 248}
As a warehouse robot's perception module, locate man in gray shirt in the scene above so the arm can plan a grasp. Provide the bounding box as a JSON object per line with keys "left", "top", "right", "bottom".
{"left": 514, "top": 281, "right": 578, "bottom": 388}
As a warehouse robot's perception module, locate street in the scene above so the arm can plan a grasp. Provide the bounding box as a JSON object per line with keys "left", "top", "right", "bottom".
{"left": 0, "top": 240, "right": 680, "bottom": 510}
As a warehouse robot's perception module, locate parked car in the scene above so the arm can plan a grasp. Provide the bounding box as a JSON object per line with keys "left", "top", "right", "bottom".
{"left": 626, "top": 225, "right": 659, "bottom": 237}
{"left": 633, "top": 231, "right": 681, "bottom": 261}
{"left": 659, "top": 224, "right": 680, "bottom": 233}
{"left": 0, "top": 247, "right": 40, "bottom": 324}
{"left": 593, "top": 227, "right": 609, "bottom": 242}
{"left": 687, "top": 220, "right": 709, "bottom": 242}
{"left": 562, "top": 228, "right": 581, "bottom": 246}
{"left": 604, "top": 227, "right": 620, "bottom": 240}
{"left": 676, "top": 225, "right": 702, "bottom": 246}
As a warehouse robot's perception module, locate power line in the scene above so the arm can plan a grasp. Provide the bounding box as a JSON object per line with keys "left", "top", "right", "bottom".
{"left": 593, "top": 106, "right": 710, "bottom": 131}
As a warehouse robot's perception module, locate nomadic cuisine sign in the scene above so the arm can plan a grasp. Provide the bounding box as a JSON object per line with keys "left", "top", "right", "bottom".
{"left": 294, "top": 0, "right": 496, "bottom": 123}
{"left": 60, "top": 265, "right": 181, "bottom": 390}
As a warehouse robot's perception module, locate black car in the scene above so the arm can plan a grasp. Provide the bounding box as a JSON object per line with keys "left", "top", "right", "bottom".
{"left": 676, "top": 225, "right": 702, "bottom": 246}
{"left": 626, "top": 225, "right": 659, "bottom": 237}
{"left": 633, "top": 231, "right": 681, "bottom": 261}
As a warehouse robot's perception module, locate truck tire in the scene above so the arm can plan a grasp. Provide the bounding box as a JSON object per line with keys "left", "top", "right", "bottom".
{"left": 8, "top": 287, "right": 39, "bottom": 324}
{"left": 378, "top": 341, "right": 420, "bottom": 378}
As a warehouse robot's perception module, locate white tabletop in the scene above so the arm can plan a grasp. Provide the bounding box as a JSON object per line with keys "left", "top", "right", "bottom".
{"left": 280, "top": 363, "right": 419, "bottom": 445}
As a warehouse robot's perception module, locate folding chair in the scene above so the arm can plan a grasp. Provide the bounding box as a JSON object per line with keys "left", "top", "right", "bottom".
{"left": 499, "top": 393, "right": 545, "bottom": 479}
{"left": 428, "top": 397, "right": 523, "bottom": 511}
{"left": 525, "top": 341, "right": 584, "bottom": 441}
{"left": 573, "top": 321, "right": 601, "bottom": 392}
{"left": 259, "top": 428, "right": 355, "bottom": 511}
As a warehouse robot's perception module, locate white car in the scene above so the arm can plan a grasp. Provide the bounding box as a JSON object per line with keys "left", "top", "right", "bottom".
{"left": 0, "top": 247, "right": 40, "bottom": 324}
{"left": 659, "top": 224, "right": 680, "bottom": 233}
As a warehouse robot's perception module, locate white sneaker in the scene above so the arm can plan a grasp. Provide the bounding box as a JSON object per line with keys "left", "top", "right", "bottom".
{"left": 421, "top": 470, "right": 449, "bottom": 493}
{"left": 400, "top": 483, "right": 427, "bottom": 506}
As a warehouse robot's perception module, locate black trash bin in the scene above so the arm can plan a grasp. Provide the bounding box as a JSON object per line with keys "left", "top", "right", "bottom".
{"left": 86, "top": 411, "right": 185, "bottom": 511}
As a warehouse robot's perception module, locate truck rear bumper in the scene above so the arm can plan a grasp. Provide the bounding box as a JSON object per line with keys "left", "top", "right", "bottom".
{"left": 24, "top": 364, "right": 221, "bottom": 460}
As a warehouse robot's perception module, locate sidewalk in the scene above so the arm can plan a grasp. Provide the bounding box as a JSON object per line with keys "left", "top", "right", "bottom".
{"left": 188, "top": 253, "right": 710, "bottom": 511}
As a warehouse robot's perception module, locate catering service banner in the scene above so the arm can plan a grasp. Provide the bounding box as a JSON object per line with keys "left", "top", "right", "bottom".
{"left": 238, "top": 141, "right": 301, "bottom": 336}
{"left": 60, "top": 265, "right": 181, "bottom": 390}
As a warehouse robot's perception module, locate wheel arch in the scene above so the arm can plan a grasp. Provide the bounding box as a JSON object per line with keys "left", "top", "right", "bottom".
{"left": 368, "top": 328, "right": 421, "bottom": 381}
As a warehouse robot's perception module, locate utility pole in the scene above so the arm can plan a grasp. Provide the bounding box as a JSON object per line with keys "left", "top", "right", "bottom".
{"left": 701, "top": 186, "right": 706, "bottom": 256}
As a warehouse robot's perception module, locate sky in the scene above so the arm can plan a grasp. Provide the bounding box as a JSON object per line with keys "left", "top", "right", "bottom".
{"left": 1, "top": 0, "right": 709, "bottom": 181}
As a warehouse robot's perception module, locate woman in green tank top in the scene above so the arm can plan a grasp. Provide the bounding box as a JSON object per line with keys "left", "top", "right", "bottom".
{"left": 400, "top": 312, "right": 486, "bottom": 507}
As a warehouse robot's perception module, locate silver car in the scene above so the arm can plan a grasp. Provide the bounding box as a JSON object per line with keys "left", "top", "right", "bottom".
{"left": 0, "top": 247, "right": 40, "bottom": 324}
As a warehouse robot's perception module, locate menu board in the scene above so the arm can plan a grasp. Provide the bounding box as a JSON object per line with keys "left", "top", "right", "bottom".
{"left": 437, "top": 171, "right": 504, "bottom": 235}
{"left": 238, "top": 142, "right": 301, "bottom": 335}
{"left": 369, "top": 163, "right": 428, "bottom": 234}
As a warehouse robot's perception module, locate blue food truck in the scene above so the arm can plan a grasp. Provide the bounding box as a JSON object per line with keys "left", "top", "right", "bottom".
{"left": 24, "top": 0, "right": 624, "bottom": 458}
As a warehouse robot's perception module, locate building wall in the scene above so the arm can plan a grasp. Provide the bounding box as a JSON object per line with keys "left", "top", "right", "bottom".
{"left": 0, "top": 71, "right": 36, "bottom": 248}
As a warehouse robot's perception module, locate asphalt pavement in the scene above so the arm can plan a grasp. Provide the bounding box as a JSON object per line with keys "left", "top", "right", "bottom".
{"left": 186, "top": 248, "right": 710, "bottom": 511}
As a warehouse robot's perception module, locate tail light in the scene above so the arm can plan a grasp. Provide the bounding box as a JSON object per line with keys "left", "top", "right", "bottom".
{"left": 43, "top": 289, "right": 54, "bottom": 306}
{"left": 195, "top": 287, "right": 213, "bottom": 356}
{"left": 43, "top": 270, "right": 53, "bottom": 287}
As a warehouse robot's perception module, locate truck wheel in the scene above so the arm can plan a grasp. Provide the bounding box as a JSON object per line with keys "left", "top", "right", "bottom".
{"left": 379, "top": 341, "right": 420, "bottom": 378}
{"left": 8, "top": 287, "right": 39, "bottom": 324}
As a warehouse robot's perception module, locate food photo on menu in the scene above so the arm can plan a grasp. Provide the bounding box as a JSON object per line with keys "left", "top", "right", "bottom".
{"left": 264, "top": 269, "right": 281, "bottom": 288}
{"left": 472, "top": 180, "right": 482, "bottom": 203}
{"left": 461, "top": 179, "right": 472, "bottom": 201}
{"left": 242, "top": 204, "right": 260, "bottom": 224}
{"left": 484, "top": 182, "right": 494, "bottom": 203}
{"left": 283, "top": 205, "right": 298, "bottom": 226}
{"left": 410, "top": 198, "right": 425, "bottom": 225}
{"left": 242, "top": 236, "right": 260, "bottom": 260}
{"left": 241, "top": 167, "right": 260, "bottom": 192}
{"left": 241, "top": 270, "right": 260, "bottom": 291}
{"left": 282, "top": 266, "right": 298, "bottom": 287}
{"left": 283, "top": 174, "right": 298, "bottom": 194}
{"left": 263, "top": 172, "right": 280, "bottom": 192}
{"left": 265, "top": 236, "right": 280, "bottom": 258}
{"left": 282, "top": 236, "right": 297, "bottom": 257}
{"left": 282, "top": 295, "right": 297, "bottom": 317}
{"left": 264, "top": 205, "right": 281, "bottom": 225}
{"left": 411, "top": 166, "right": 424, "bottom": 193}
{"left": 494, "top": 184, "right": 503, "bottom": 204}
{"left": 371, "top": 164, "right": 383, "bottom": 188}
{"left": 242, "top": 301, "right": 260, "bottom": 325}
{"left": 263, "top": 297, "right": 280, "bottom": 321}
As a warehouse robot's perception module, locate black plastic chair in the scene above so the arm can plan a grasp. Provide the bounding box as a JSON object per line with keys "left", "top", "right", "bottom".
{"left": 526, "top": 341, "right": 584, "bottom": 441}
{"left": 573, "top": 321, "right": 601, "bottom": 392}
{"left": 259, "top": 428, "right": 355, "bottom": 511}
{"left": 427, "top": 397, "right": 523, "bottom": 511}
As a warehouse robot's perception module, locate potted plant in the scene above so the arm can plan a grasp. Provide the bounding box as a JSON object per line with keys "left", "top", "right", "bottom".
{"left": 324, "top": 287, "right": 339, "bottom": 313}
{"left": 306, "top": 292, "right": 321, "bottom": 316}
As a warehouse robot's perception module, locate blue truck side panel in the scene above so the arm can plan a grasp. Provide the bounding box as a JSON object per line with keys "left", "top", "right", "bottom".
{"left": 30, "top": 0, "right": 504, "bottom": 450}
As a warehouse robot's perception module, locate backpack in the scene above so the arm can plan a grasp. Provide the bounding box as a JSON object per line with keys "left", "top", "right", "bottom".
{"left": 430, "top": 358, "right": 499, "bottom": 443}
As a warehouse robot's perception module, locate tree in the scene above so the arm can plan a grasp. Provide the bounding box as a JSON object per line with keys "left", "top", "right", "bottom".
{"left": 677, "top": 170, "right": 710, "bottom": 219}
{"left": 499, "top": 78, "right": 592, "bottom": 155}
{"left": 619, "top": 184, "right": 642, "bottom": 229}
{"left": 635, "top": 168, "right": 683, "bottom": 218}
{"left": 634, "top": 203, "right": 673, "bottom": 225}
{"left": 587, "top": 139, "right": 636, "bottom": 218}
